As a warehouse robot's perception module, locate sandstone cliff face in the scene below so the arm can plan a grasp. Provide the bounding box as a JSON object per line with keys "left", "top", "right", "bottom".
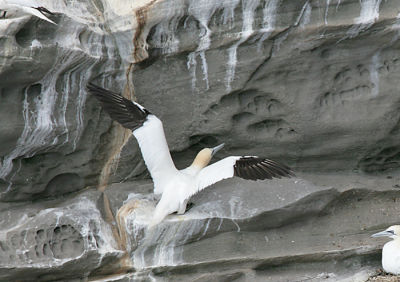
{"left": 0, "top": 0, "right": 399, "bottom": 281}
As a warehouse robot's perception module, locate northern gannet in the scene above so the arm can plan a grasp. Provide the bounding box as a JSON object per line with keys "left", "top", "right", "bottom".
{"left": 0, "top": 0, "right": 56, "bottom": 24}
{"left": 372, "top": 225, "right": 400, "bottom": 275}
{"left": 87, "top": 83, "right": 294, "bottom": 227}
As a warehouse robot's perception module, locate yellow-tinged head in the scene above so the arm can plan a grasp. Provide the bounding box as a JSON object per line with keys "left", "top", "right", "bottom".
{"left": 372, "top": 225, "right": 400, "bottom": 240}
{"left": 191, "top": 143, "right": 224, "bottom": 169}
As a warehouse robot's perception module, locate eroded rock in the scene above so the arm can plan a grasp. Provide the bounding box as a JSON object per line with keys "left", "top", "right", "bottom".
{"left": 1, "top": 0, "right": 400, "bottom": 281}
{"left": 103, "top": 173, "right": 400, "bottom": 281}
{"left": 0, "top": 190, "right": 123, "bottom": 281}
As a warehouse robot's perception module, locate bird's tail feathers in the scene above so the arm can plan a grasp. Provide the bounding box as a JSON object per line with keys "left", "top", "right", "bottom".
{"left": 148, "top": 212, "right": 168, "bottom": 229}
{"left": 147, "top": 203, "right": 170, "bottom": 229}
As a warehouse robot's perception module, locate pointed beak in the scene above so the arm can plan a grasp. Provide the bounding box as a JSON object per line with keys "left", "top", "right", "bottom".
{"left": 371, "top": 230, "right": 393, "bottom": 238}
{"left": 211, "top": 143, "right": 225, "bottom": 156}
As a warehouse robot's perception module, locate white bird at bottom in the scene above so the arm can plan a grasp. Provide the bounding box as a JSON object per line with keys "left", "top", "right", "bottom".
{"left": 87, "top": 83, "right": 295, "bottom": 227}
{"left": 372, "top": 225, "right": 400, "bottom": 275}
{"left": 0, "top": 0, "right": 56, "bottom": 24}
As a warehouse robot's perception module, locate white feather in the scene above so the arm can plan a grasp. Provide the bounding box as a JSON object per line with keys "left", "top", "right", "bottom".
{"left": 133, "top": 115, "right": 178, "bottom": 195}
{"left": 372, "top": 226, "right": 400, "bottom": 275}
{"left": 193, "top": 156, "right": 241, "bottom": 196}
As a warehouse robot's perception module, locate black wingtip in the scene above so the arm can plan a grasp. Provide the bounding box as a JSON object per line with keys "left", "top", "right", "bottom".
{"left": 87, "top": 82, "right": 101, "bottom": 90}
{"left": 86, "top": 82, "right": 101, "bottom": 92}
{"left": 86, "top": 82, "right": 121, "bottom": 99}
{"left": 234, "top": 157, "right": 295, "bottom": 181}
{"left": 86, "top": 82, "right": 150, "bottom": 131}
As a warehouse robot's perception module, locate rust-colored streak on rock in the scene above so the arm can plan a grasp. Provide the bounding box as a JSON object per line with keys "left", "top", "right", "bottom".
{"left": 132, "top": 0, "right": 157, "bottom": 63}
{"left": 103, "top": 194, "right": 124, "bottom": 249}
{"left": 96, "top": 91, "right": 134, "bottom": 253}
{"left": 97, "top": 128, "right": 131, "bottom": 193}
{"left": 96, "top": 82, "right": 136, "bottom": 267}
{"left": 97, "top": 76, "right": 137, "bottom": 193}
{"left": 116, "top": 199, "right": 140, "bottom": 250}
{"left": 133, "top": 8, "right": 147, "bottom": 63}
{"left": 95, "top": 0, "right": 158, "bottom": 269}
{"left": 124, "top": 63, "right": 136, "bottom": 100}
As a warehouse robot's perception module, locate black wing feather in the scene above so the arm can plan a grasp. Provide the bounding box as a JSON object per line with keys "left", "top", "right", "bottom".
{"left": 253, "top": 164, "right": 272, "bottom": 179}
{"left": 262, "top": 159, "right": 292, "bottom": 177}
{"left": 261, "top": 162, "right": 284, "bottom": 178}
{"left": 87, "top": 83, "right": 150, "bottom": 131}
{"left": 35, "top": 7, "right": 55, "bottom": 15}
{"left": 233, "top": 157, "right": 294, "bottom": 180}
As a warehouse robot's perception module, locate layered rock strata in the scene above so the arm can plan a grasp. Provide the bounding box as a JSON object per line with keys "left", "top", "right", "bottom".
{"left": 0, "top": 0, "right": 400, "bottom": 281}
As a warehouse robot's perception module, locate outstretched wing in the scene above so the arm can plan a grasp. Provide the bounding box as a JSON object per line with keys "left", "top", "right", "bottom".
{"left": 87, "top": 83, "right": 149, "bottom": 130}
{"left": 194, "top": 156, "right": 294, "bottom": 197}
{"left": 233, "top": 157, "right": 294, "bottom": 180}
{"left": 87, "top": 83, "right": 177, "bottom": 194}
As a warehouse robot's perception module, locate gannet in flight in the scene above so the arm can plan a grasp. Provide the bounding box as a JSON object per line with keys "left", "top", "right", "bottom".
{"left": 87, "top": 83, "right": 294, "bottom": 227}
{"left": 372, "top": 225, "right": 400, "bottom": 275}
{"left": 0, "top": 0, "right": 56, "bottom": 24}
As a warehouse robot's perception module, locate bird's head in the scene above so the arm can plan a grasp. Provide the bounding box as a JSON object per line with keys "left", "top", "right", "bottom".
{"left": 372, "top": 225, "right": 400, "bottom": 240}
{"left": 191, "top": 143, "right": 224, "bottom": 169}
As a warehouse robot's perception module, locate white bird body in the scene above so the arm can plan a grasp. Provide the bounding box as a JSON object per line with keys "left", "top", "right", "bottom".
{"left": 152, "top": 172, "right": 195, "bottom": 219}
{"left": 133, "top": 115, "right": 177, "bottom": 196}
{"left": 134, "top": 116, "right": 239, "bottom": 225}
{"left": 382, "top": 240, "right": 400, "bottom": 274}
{"left": 0, "top": 0, "right": 56, "bottom": 24}
{"left": 87, "top": 83, "right": 294, "bottom": 227}
{"left": 372, "top": 225, "right": 400, "bottom": 275}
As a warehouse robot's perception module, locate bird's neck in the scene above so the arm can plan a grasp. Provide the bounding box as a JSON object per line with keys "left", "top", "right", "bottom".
{"left": 191, "top": 153, "right": 211, "bottom": 169}
{"left": 188, "top": 163, "right": 203, "bottom": 173}
{"left": 384, "top": 238, "right": 400, "bottom": 252}
{"left": 183, "top": 165, "right": 202, "bottom": 177}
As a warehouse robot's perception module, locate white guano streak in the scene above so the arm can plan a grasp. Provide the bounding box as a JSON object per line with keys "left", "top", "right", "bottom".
{"left": 0, "top": 19, "right": 117, "bottom": 187}
{"left": 370, "top": 52, "right": 380, "bottom": 97}
{"left": 336, "top": 0, "right": 342, "bottom": 11}
{"left": 151, "top": 2, "right": 184, "bottom": 55}
{"left": 0, "top": 52, "right": 80, "bottom": 185}
{"left": 346, "top": 0, "right": 382, "bottom": 38}
{"left": 187, "top": 0, "right": 216, "bottom": 92}
{"left": 257, "top": 0, "right": 280, "bottom": 50}
{"left": 356, "top": 0, "right": 381, "bottom": 24}
{"left": 299, "top": 2, "right": 312, "bottom": 29}
{"left": 391, "top": 13, "right": 400, "bottom": 42}
{"left": 325, "top": 0, "right": 330, "bottom": 25}
{"left": 187, "top": 0, "right": 223, "bottom": 92}
{"left": 187, "top": 0, "right": 241, "bottom": 93}
{"left": 222, "top": 0, "right": 240, "bottom": 28}
{"left": 225, "top": 0, "right": 261, "bottom": 92}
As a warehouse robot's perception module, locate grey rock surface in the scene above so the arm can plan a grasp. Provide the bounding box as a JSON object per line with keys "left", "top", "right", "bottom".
{"left": 0, "top": 190, "right": 124, "bottom": 281}
{"left": 132, "top": 0, "right": 400, "bottom": 173}
{"left": 0, "top": 1, "right": 127, "bottom": 201}
{"left": 0, "top": 0, "right": 400, "bottom": 281}
{"left": 103, "top": 173, "right": 400, "bottom": 281}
